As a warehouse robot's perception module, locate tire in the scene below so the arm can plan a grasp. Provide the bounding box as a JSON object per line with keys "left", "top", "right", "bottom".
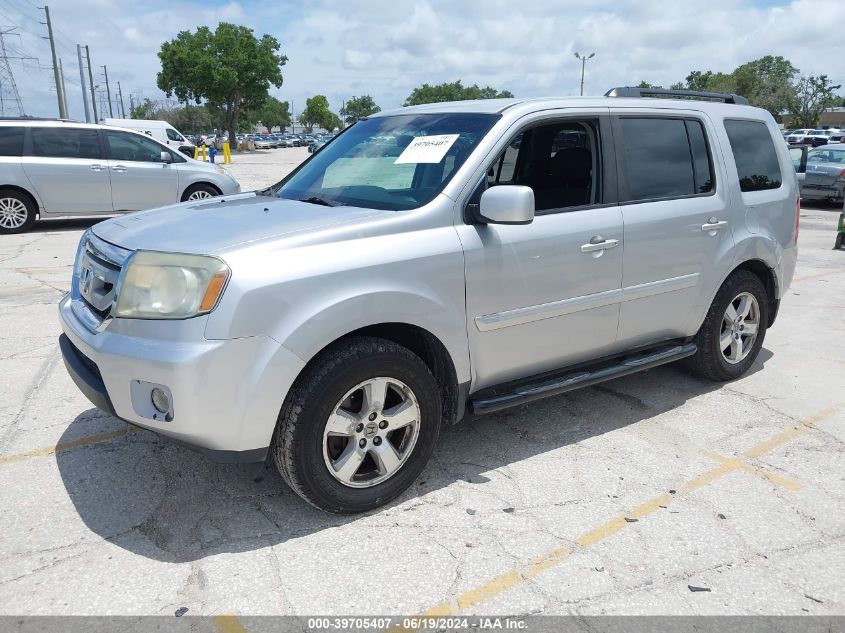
{"left": 272, "top": 336, "right": 441, "bottom": 514}
{"left": 181, "top": 183, "right": 219, "bottom": 202}
{"left": 834, "top": 233, "right": 844, "bottom": 250}
{"left": 0, "top": 188, "right": 36, "bottom": 234}
{"left": 686, "top": 270, "right": 769, "bottom": 382}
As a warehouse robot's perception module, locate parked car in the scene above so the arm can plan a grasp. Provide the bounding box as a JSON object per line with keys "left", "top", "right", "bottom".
{"left": 59, "top": 88, "right": 797, "bottom": 513}
{"left": 251, "top": 136, "right": 273, "bottom": 149}
{"left": 307, "top": 137, "right": 327, "bottom": 153}
{"left": 0, "top": 119, "right": 240, "bottom": 234}
{"left": 793, "top": 143, "right": 845, "bottom": 204}
{"left": 786, "top": 129, "right": 829, "bottom": 147}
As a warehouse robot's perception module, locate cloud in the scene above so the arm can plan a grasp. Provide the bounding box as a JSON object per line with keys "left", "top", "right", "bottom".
{"left": 6, "top": 0, "right": 845, "bottom": 122}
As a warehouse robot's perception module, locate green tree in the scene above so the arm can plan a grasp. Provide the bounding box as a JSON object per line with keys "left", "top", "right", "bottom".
{"left": 788, "top": 75, "right": 842, "bottom": 127}
{"left": 403, "top": 80, "right": 514, "bottom": 106}
{"left": 253, "top": 97, "right": 291, "bottom": 131}
{"left": 340, "top": 95, "right": 380, "bottom": 124}
{"left": 130, "top": 98, "right": 158, "bottom": 119}
{"left": 157, "top": 22, "right": 287, "bottom": 149}
{"left": 300, "top": 95, "right": 336, "bottom": 130}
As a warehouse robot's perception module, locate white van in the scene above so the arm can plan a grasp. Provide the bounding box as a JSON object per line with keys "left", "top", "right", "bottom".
{"left": 103, "top": 118, "right": 195, "bottom": 154}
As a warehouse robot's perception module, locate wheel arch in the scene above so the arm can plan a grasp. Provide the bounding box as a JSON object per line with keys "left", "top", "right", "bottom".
{"left": 722, "top": 259, "right": 780, "bottom": 327}
{"left": 289, "top": 322, "right": 466, "bottom": 427}
{"left": 180, "top": 181, "right": 222, "bottom": 201}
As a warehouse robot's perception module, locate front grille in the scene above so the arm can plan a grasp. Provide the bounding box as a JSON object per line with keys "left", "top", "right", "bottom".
{"left": 72, "top": 232, "right": 132, "bottom": 331}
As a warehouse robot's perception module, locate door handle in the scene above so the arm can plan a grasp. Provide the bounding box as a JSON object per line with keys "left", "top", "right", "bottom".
{"left": 89, "top": 164, "right": 104, "bottom": 171}
{"left": 581, "top": 237, "right": 619, "bottom": 253}
{"left": 701, "top": 218, "right": 728, "bottom": 232}
{"left": 111, "top": 165, "right": 128, "bottom": 172}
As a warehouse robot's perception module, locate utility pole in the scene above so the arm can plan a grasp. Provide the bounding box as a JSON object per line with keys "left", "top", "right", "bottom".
{"left": 58, "top": 58, "right": 69, "bottom": 117}
{"left": 116, "top": 81, "right": 125, "bottom": 118}
{"left": 0, "top": 28, "right": 28, "bottom": 116}
{"left": 574, "top": 52, "right": 595, "bottom": 96}
{"left": 101, "top": 65, "right": 113, "bottom": 117}
{"left": 85, "top": 45, "right": 97, "bottom": 121}
{"left": 129, "top": 93, "right": 135, "bottom": 114}
{"left": 76, "top": 44, "right": 90, "bottom": 122}
{"left": 42, "top": 6, "right": 67, "bottom": 118}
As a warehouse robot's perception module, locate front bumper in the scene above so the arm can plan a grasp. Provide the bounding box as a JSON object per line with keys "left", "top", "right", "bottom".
{"left": 58, "top": 293, "right": 306, "bottom": 463}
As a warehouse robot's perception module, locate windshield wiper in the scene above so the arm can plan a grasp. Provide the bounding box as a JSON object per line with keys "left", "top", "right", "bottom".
{"left": 298, "top": 196, "right": 340, "bottom": 207}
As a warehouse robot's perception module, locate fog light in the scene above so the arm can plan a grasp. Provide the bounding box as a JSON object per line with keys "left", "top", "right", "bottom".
{"left": 151, "top": 387, "right": 170, "bottom": 414}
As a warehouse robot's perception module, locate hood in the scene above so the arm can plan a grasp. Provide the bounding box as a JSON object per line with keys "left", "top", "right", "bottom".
{"left": 92, "top": 193, "right": 390, "bottom": 254}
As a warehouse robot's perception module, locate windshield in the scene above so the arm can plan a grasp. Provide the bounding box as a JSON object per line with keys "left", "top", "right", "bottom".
{"left": 808, "top": 148, "right": 845, "bottom": 163}
{"left": 269, "top": 113, "right": 499, "bottom": 211}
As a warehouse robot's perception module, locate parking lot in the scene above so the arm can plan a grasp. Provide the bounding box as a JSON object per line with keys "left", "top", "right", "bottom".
{"left": 0, "top": 146, "right": 843, "bottom": 618}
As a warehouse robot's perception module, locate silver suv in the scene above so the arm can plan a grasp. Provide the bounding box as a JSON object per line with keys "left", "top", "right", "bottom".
{"left": 59, "top": 88, "right": 799, "bottom": 513}
{"left": 0, "top": 119, "right": 240, "bottom": 233}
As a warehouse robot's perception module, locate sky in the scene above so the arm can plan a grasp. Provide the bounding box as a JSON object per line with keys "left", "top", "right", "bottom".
{"left": 2, "top": 0, "right": 844, "bottom": 122}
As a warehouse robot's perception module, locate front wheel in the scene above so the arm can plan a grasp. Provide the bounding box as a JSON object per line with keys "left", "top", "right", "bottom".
{"left": 0, "top": 189, "right": 36, "bottom": 234}
{"left": 181, "top": 183, "right": 219, "bottom": 202}
{"left": 272, "top": 337, "right": 441, "bottom": 513}
{"left": 686, "top": 270, "right": 769, "bottom": 382}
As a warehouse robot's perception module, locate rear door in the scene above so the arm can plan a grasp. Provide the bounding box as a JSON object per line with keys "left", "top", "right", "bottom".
{"left": 611, "top": 112, "right": 735, "bottom": 346}
{"left": 103, "top": 129, "right": 180, "bottom": 211}
{"left": 21, "top": 126, "right": 112, "bottom": 214}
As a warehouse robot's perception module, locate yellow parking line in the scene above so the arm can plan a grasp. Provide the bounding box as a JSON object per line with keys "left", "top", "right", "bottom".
{"left": 415, "top": 403, "right": 843, "bottom": 617}
{"left": 705, "top": 452, "right": 802, "bottom": 491}
{"left": 0, "top": 426, "right": 135, "bottom": 465}
{"left": 213, "top": 614, "right": 248, "bottom": 633}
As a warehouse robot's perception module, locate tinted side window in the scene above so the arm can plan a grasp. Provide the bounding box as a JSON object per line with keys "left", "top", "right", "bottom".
{"left": 488, "top": 134, "right": 522, "bottom": 186}
{"left": 686, "top": 120, "right": 714, "bottom": 193}
{"left": 105, "top": 130, "right": 167, "bottom": 162}
{"left": 31, "top": 128, "right": 101, "bottom": 159}
{"left": 0, "top": 126, "right": 24, "bottom": 157}
{"left": 166, "top": 128, "right": 182, "bottom": 141}
{"left": 724, "top": 120, "right": 782, "bottom": 192}
{"left": 618, "top": 118, "right": 694, "bottom": 201}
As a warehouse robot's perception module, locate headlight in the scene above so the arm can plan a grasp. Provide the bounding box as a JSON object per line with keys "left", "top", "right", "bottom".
{"left": 114, "top": 251, "right": 230, "bottom": 319}
{"left": 73, "top": 229, "right": 91, "bottom": 278}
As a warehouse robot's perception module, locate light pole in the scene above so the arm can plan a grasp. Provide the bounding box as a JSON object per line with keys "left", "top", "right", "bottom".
{"left": 574, "top": 52, "right": 595, "bottom": 96}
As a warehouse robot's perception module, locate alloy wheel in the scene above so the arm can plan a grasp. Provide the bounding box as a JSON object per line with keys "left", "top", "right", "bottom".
{"left": 0, "top": 197, "right": 28, "bottom": 229}
{"left": 322, "top": 377, "right": 421, "bottom": 488}
{"left": 720, "top": 291, "right": 760, "bottom": 364}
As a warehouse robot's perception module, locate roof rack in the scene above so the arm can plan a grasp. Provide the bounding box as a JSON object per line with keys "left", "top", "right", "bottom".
{"left": 605, "top": 87, "right": 749, "bottom": 105}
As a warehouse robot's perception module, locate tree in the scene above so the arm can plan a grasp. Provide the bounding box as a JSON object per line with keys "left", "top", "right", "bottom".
{"left": 403, "top": 80, "right": 513, "bottom": 106}
{"left": 157, "top": 22, "right": 287, "bottom": 149}
{"left": 788, "top": 75, "right": 842, "bottom": 128}
{"left": 130, "top": 98, "right": 157, "bottom": 120}
{"left": 300, "top": 95, "right": 336, "bottom": 130}
{"left": 253, "top": 96, "right": 291, "bottom": 131}
{"left": 340, "top": 95, "right": 380, "bottom": 124}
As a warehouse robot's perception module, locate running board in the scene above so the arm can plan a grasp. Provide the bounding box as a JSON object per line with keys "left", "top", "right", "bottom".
{"left": 468, "top": 342, "right": 697, "bottom": 415}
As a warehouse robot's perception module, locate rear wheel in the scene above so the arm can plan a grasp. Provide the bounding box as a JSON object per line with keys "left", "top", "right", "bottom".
{"left": 181, "top": 183, "right": 219, "bottom": 202}
{"left": 272, "top": 337, "right": 441, "bottom": 513}
{"left": 686, "top": 270, "right": 769, "bottom": 381}
{"left": 0, "top": 189, "right": 36, "bottom": 234}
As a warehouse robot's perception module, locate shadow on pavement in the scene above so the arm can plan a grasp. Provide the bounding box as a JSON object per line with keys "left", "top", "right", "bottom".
{"left": 55, "top": 350, "right": 772, "bottom": 563}
{"left": 33, "top": 217, "right": 106, "bottom": 233}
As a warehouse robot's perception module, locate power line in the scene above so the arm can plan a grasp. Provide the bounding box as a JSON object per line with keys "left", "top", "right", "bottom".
{"left": 0, "top": 27, "right": 25, "bottom": 115}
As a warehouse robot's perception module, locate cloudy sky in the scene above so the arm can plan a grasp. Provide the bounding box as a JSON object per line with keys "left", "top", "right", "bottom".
{"left": 3, "top": 0, "right": 844, "bottom": 121}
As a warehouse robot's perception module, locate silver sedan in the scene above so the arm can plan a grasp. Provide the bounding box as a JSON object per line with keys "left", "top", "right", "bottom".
{"left": 800, "top": 144, "right": 845, "bottom": 203}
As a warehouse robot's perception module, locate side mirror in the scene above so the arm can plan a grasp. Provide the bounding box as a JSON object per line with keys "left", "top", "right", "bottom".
{"left": 478, "top": 185, "right": 535, "bottom": 225}
{"left": 160, "top": 151, "right": 173, "bottom": 164}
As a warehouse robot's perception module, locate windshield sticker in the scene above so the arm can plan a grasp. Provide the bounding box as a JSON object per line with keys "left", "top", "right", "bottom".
{"left": 394, "top": 134, "right": 460, "bottom": 164}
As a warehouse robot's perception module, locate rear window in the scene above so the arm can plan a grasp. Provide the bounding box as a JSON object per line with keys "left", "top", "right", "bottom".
{"left": 724, "top": 120, "right": 782, "bottom": 192}
{"left": 31, "top": 127, "right": 101, "bottom": 160}
{"left": 0, "top": 126, "right": 24, "bottom": 157}
{"left": 617, "top": 117, "right": 714, "bottom": 202}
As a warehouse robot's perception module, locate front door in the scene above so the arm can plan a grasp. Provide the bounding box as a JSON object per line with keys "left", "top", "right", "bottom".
{"left": 21, "top": 126, "right": 112, "bottom": 214}
{"left": 104, "top": 130, "right": 180, "bottom": 211}
{"left": 459, "top": 115, "right": 624, "bottom": 390}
